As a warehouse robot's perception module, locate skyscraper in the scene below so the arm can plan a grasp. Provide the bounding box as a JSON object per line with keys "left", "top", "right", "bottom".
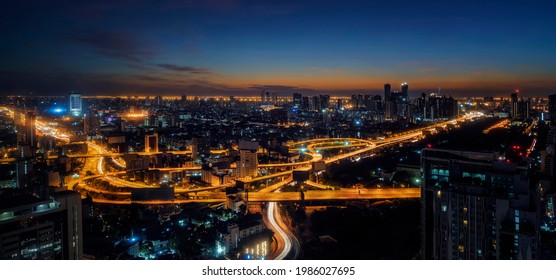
{"left": 237, "top": 140, "right": 258, "bottom": 179}
{"left": 384, "top": 83, "right": 391, "bottom": 101}
{"left": 517, "top": 98, "right": 530, "bottom": 119}
{"left": 422, "top": 94, "right": 458, "bottom": 121}
{"left": 15, "top": 145, "right": 33, "bottom": 190}
{"left": 154, "top": 95, "right": 163, "bottom": 106}
{"left": 192, "top": 137, "right": 211, "bottom": 160}
{"left": 25, "top": 111, "right": 36, "bottom": 149}
{"left": 401, "top": 82, "right": 409, "bottom": 98}
{"left": 540, "top": 124, "right": 556, "bottom": 235}
{"left": 421, "top": 148, "right": 540, "bottom": 259}
{"left": 0, "top": 191, "right": 83, "bottom": 259}
{"left": 69, "top": 92, "right": 82, "bottom": 117}
{"left": 311, "top": 96, "right": 322, "bottom": 111}
{"left": 144, "top": 133, "right": 158, "bottom": 153}
{"left": 510, "top": 90, "right": 519, "bottom": 118}
{"left": 549, "top": 94, "right": 556, "bottom": 124}
{"left": 320, "top": 95, "right": 330, "bottom": 109}
{"left": 293, "top": 93, "right": 302, "bottom": 107}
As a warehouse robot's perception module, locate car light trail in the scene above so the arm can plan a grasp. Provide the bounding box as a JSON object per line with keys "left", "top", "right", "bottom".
{"left": 267, "top": 201, "right": 292, "bottom": 260}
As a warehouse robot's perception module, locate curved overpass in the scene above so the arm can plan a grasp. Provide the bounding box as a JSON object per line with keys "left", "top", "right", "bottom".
{"left": 73, "top": 117, "right": 469, "bottom": 204}
{"left": 90, "top": 188, "right": 420, "bottom": 204}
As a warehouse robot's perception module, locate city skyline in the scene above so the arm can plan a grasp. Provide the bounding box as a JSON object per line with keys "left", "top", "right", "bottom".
{"left": 0, "top": 88, "right": 553, "bottom": 260}
{"left": 1, "top": 0, "right": 556, "bottom": 97}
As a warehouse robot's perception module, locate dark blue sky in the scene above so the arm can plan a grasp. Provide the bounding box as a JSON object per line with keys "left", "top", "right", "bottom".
{"left": 1, "top": 0, "right": 555, "bottom": 97}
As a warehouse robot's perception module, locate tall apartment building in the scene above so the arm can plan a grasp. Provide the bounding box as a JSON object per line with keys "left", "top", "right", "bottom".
{"left": 192, "top": 137, "right": 211, "bottom": 160}
{"left": 421, "top": 148, "right": 540, "bottom": 259}
{"left": 69, "top": 92, "right": 82, "bottom": 118}
{"left": 237, "top": 140, "right": 258, "bottom": 179}
{"left": 0, "top": 191, "right": 83, "bottom": 260}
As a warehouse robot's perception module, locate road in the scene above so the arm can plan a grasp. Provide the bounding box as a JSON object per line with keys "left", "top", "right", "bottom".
{"left": 247, "top": 188, "right": 420, "bottom": 201}
{"left": 266, "top": 200, "right": 300, "bottom": 260}
{"left": 266, "top": 202, "right": 290, "bottom": 260}
{"left": 16, "top": 107, "right": 475, "bottom": 207}
{"left": 86, "top": 187, "right": 420, "bottom": 204}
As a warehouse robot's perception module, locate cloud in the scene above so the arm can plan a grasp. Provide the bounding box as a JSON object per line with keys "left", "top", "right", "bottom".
{"left": 67, "top": 29, "right": 155, "bottom": 62}
{"left": 156, "top": 63, "right": 211, "bottom": 74}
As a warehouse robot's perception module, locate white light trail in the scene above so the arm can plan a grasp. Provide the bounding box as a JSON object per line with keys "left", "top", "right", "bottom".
{"left": 267, "top": 201, "right": 292, "bottom": 260}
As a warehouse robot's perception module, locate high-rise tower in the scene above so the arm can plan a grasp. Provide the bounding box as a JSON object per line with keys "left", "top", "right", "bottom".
{"left": 401, "top": 82, "right": 409, "bottom": 97}
{"left": 384, "top": 83, "right": 392, "bottom": 101}
{"left": 237, "top": 140, "right": 258, "bottom": 179}
{"left": 511, "top": 90, "right": 519, "bottom": 119}
{"left": 421, "top": 148, "right": 539, "bottom": 259}
{"left": 69, "top": 92, "right": 82, "bottom": 117}
{"left": 24, "top": 111, "right": 36, "bottom": 149}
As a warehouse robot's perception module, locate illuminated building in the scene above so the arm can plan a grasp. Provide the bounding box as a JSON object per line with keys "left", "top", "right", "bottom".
{"left": 24, "top": 111, "right": 36, "bottom": 150}
{"left": 421, "top": 148, "right": 540, "bottom": 259}
{"left": 539, "top": 115, "right": 556, "bottom": 238}
{"left": 68, "top": 92, "right": 82, "bottom": 117}
{"left": 293, "top": 93, "right": 302, "bottom": 107}
{"left": 15, "top": 145, "right": 33, "bottom": 190}
{"left": 216, "top": 219, "right": 270, "bottom": 259}
{"left": 144, "top": 133, "right": 158, "bottom": 153}
{"left": 83, "top": 111, "right": 101, "bottom": 137}
{"left": 511, "top": 90, "right": 518, "bottom": 119}
{"left": 511, "top": 90, "right": 530, "bottom": 119}
{"left": 0, "top": 191, "right": 83, "bottom": 260}
{"left": 192, "top": 137, "right": 211, "bottom": 160}
{"left": 401, "top": 82, "right": 408, "bottom": 98}
{"left": 421, "top": 94, "right": 458, "bottom": 121}
{"left": 237, "top": 140, "right": 258, "bottom": 179}
{"left": 154, "top": 95, "right": 163, "bottom": 106}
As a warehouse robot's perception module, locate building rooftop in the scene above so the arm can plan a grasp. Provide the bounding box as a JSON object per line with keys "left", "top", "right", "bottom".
{"left": 0, "top": 194, "right": 48, "bottom": 212}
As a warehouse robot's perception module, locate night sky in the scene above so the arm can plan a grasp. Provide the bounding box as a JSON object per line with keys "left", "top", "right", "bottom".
{"left": 1, "top": 0, "right": 555, "bottom": 97}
